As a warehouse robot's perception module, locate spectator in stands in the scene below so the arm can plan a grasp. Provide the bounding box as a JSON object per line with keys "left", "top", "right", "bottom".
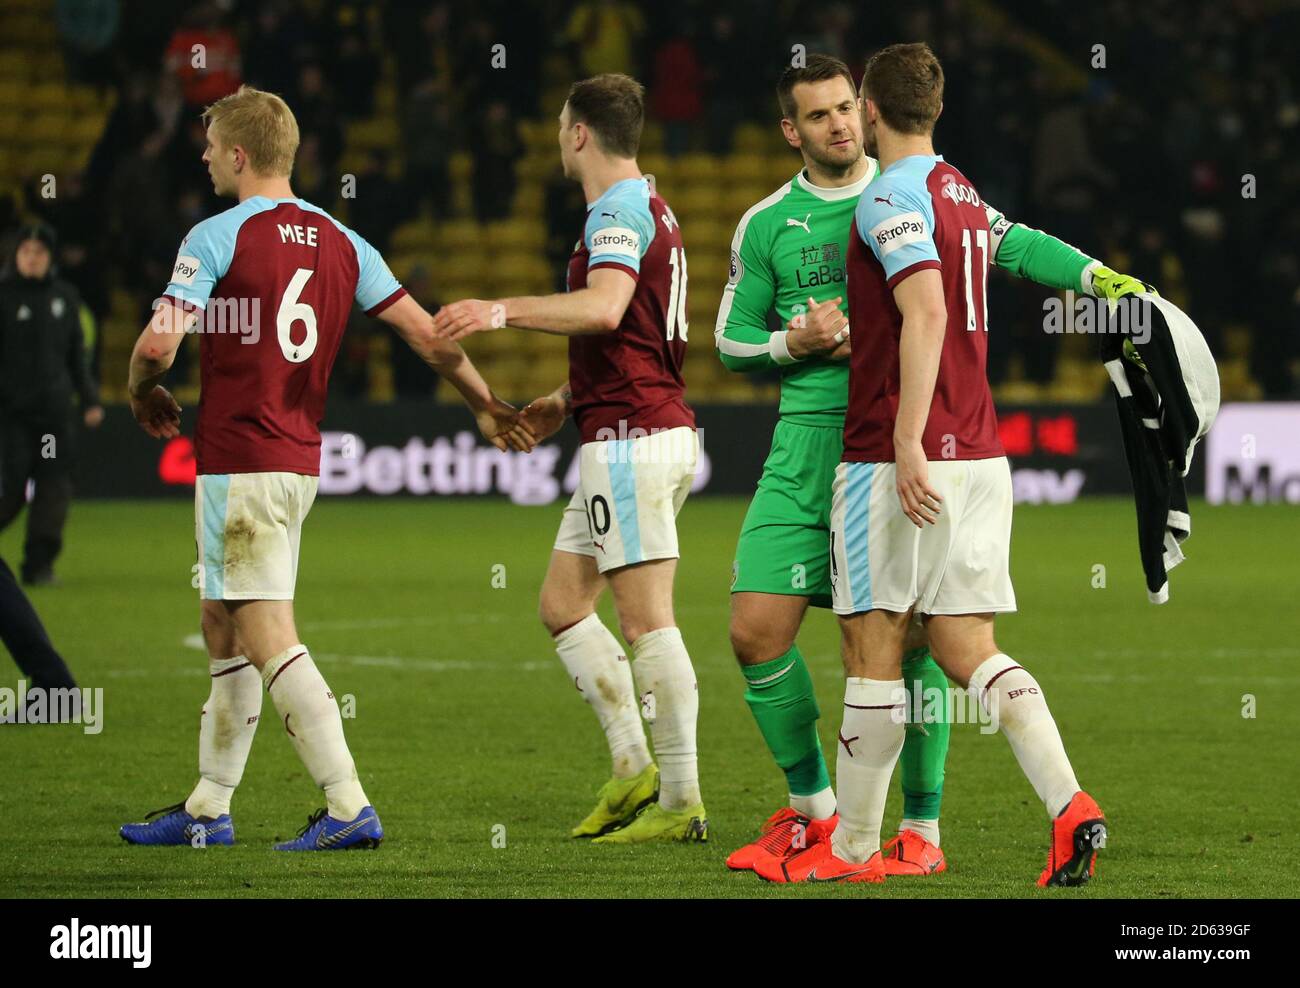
{"left": 336, "top": 32, "right": 380, "bottom": 119}
{"left": 703, "top": 11, "right": 747, "bottom": 154}
{"left": 404, "top": 77, "right": 453, "bottom": 218}
{"left": 565, "top": 0, "right": 645, "bottom": 78}
{"left": 55, "top": 0, "right": 120, "bottom": 88}
{"left": 349, "top": 151, "right": 405, "bottom": 255}
{"left": 242, "top": 4, "right": 300, "bottom": 100}
{"left": 163, "top": 2, "right": 242, "bottom": 108}
{"left": 294, "top": 61, "right": 343, "bottom": 175}
{"left": 472, "top": 100, "right": 521, "bottom": 223}
{"left": 0, "top": 225, "right": 103, "bottom": 586}
{"left": 650, "top": 27, "right": 703, "bottom": 157}
{"left": 28, "top": 172, "right": 107, "bottom": 381}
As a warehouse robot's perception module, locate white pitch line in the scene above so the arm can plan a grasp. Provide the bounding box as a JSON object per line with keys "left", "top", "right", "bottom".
{"left": 154, "top": 632, "right": 1300, "bottom": 686}
{"left": 177, "top": 633, "right": 551, "bottom": 673}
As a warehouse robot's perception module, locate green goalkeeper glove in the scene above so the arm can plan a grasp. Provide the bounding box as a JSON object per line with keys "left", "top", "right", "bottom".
{"left": 1088, "top": 264, "right": 1150, "bottom": 301}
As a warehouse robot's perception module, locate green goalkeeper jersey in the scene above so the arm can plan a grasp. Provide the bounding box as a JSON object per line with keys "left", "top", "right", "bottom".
{"left": 714, "top": 163, "right": 1100, "bottom": 426}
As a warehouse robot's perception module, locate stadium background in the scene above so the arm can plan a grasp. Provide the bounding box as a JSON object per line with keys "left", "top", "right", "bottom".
{"left": 2, "top": 0, "right": 1299, "bottom": 901}
{"left": 1, "top": 0, "right": 1298, "bottom": 408}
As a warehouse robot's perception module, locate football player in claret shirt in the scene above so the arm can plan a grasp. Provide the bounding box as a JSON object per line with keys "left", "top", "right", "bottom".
{"left": 773, "top": 45, "right": 1107, "bottom": 885}
{"left": 120, "top": 86, "right": 533, "bottom": 851}
{"left": 436, "top": 74, "right": 707, "bottom": 844}
{"left": 716, "top": 54, "right": 1142, "bottom": 879}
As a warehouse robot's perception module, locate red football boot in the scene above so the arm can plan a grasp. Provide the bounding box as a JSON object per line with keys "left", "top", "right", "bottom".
{"left": 1037, "top": 791, "right": 1107, "bottom": 887}
{"left": 756, "top": 835, "right": 885, "bottom": 884}
{"left": 880, "top": 829, "right": 947, "bottom": 876}
{"left": 726, "top": 807, "right": 837, "bottom": 872}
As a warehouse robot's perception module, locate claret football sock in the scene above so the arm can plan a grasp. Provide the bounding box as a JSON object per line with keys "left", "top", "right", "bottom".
{"left": 969, "top": 653, "right": 1080, "bottom": 818}
{"left": 831, "top": 677, "right": 906, "bottom": 864}
{"left": 741, "top": 645, "right": 836, "bottom": 820}
{"left": 262, "top": 644, "right": 369, "bottom": 821}
{"left": 898, "top": 647, "right": 949, "bottom": 839}
{"left": 630, "top": 626, "right": 701, "bottom": 810}
{"left": 185, "top": 654, "right": 262, "bottom": 820}
{"left": 554, "top": 613, "right": 652, "bottom": 779}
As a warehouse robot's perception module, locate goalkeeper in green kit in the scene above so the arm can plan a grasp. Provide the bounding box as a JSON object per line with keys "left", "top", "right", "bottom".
{"left": 715, "top": 54, "right": 1145, "bottom": 876}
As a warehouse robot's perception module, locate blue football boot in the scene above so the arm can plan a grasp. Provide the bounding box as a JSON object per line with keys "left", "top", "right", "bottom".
{"left": 120, "top": 802, "right": 235, "bottom": 846}
{"left": 274, "top": 805, "right": 383, "bottom": 851}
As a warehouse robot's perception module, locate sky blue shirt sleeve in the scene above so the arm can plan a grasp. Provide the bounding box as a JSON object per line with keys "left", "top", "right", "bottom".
{"left": 584, "top": 182, "right": 656, "bottom": 276}
{"left": 163, "top": 215, "right": 238, "bottom": 310}
{"left": 855, "top": 174, "right": 939, "bottom": 283}
{"left": 343, "top": 227, "right": 402, "bottom": 311}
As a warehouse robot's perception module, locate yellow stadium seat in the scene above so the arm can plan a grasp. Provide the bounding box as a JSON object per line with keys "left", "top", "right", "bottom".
{"left": 345, "top": 117, "right": 400, "bottom": 151}
{"left": 0, "top": 80, "right": 26, "bottom": 105}
{"left": 683, "top": 220, "right": 730, "bottom": 252}
{"left": 640, "top": 120, "right": 664, "bottom": 153}
{"left": 26, "top": 82, "right": 66, "bottom": 111}
{"left": 27, "top": 112, "right": 71, "bottom": 145}
{"left": 428, "top": 251, "right": 488, "bottom": 286}
{"left": 512, "top": 180, "right": 544, "bottom": 216}
{"left": 767, "top": 154, "right": 800, "bottom": 184}
{"left": 390, "top": 220, "right": 439, "bottom": 251}
{"left": 732, "top": 123, "right": 769, "bottom": 153}
{"left": 638, "top": 152, "right": 668, "bottom": 179}
{"left": 0, "top": 52, "right": 27, "bottom": 82}
{"left": 484, "top": 219, "right": 545, "bottom": 252}
{"left": 674, "top": 153, "right": 721, "bottom": 184}
{"left": 720, "top": 153, "right": 768, "bottom": 184}
{"left": 435, "top": 219, "right": 485, "bottom": 251}
{"left": 448, "top": 152, "right": 473, "bottom": 181}
{"left": 667, "top": 186, "right": 718, "bottom": 225}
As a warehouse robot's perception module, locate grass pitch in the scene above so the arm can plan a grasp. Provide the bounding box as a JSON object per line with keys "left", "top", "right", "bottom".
{"left": 2, "top": 496, "right": 1297, "bottom": 898}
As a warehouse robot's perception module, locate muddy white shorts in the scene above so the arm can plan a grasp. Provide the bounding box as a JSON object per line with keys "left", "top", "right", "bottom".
{"left": 195, "top": 472, "right": 318, "bottom": 600}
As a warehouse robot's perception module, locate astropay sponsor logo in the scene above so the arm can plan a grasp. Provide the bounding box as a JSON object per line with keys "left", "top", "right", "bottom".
{"left": 589, "top": 226, "right": 640, "bottom": 259}
{"left": 50, "top": 918, "right": 151, "bottom": 968}
{"left": 869, "top": 211, "right": 928, "bottom": 256}
{"left": 1206, "top": 403, "right": 1300, "bottom": 504}
{"left": 318, "top": 431, "right": 711, "bottom": 504}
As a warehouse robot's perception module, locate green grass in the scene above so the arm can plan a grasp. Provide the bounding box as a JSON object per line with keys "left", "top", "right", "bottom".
{"left": 2, "top": 497, "right": 1297, "bottom": 898}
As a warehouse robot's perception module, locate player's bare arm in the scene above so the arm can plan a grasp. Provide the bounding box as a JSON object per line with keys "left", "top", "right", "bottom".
{"left": 379, "top": 294, "right": 536, "bottom": 453}
{"left": 785, "top": 295, "right": 850, "bottom": 360}
{"left": 519, "top": 383, "right": 573, "bottom": 442}
{"left": 126, "top": 300, "right": 193, "bottom": 439}
{"left": 433, "top": 267, "right": 636, "bottom": 341}
{"left": 892, "top": 268, "right": 946, "bottom": 528}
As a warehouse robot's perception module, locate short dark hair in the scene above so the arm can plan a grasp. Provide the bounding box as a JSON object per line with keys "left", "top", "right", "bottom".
{"left": 566, "top": 73, "right": 644, "bottom": 158}
{"left": 862, "top": 43, "right": 944, "bottom": 135}
{"left": 776, "top": 54, "right": 856, "bottom": 119}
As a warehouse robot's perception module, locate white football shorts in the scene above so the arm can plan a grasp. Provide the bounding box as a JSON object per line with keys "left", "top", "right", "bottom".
{"left": 195, "top": 471, "right": 318, "bottom": 600}
{"left": 554, "top": 426, "right": 697, "bottom": 573}
{"left": 829, "top": 456, "right": 1016, "bottom": 616}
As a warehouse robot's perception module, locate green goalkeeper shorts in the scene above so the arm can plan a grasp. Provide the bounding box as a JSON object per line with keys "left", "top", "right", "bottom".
{"left": 731, "top": 419, "right": 843, "bottom": 608}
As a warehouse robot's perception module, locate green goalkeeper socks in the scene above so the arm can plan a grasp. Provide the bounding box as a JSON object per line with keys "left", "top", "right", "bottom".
{"left": 899, "top": 647, "right": 950, "bottom": 821}
{"left": 741, "top": 645, "right": 830, "bottom": 797}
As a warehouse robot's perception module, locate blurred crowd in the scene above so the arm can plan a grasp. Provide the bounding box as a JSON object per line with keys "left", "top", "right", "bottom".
{"left": 5, "top": 0, "right": 1297, "bottom": 398}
